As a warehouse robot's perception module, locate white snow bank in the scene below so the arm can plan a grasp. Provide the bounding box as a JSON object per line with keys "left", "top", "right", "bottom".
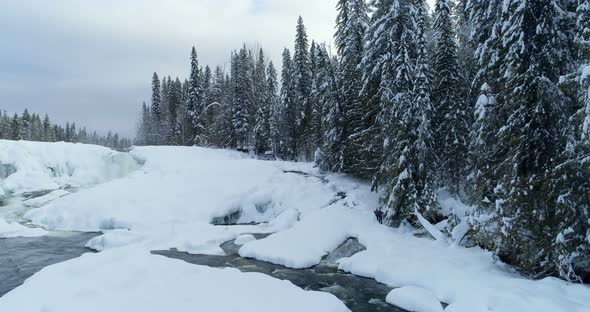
{"left": 84, "top": 208, "right": 303, "bottom": 254}
{"left": 22, "top": 189, "right": 69, "bottom": 208}
{"left": 0, "top": 248, "right": 349, "bottom": 312}
{"left": 0, "top": 140, "right": 140, "bottom": 194}
{"left": 0, "top": 218, "right": 47, "bottom": 238}
{"left": 25, "top": 146, "right": 335, "bottom": 232}
{"left": 235, "top": 234, "right": 257, "bottom": 245}
{"left": 386, "top": 286, "right": 443, "bottom": 312}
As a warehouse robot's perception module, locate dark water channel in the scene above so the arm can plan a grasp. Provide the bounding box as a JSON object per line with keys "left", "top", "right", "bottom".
{"left": 154, "top": 235, "right": 406, "bottom": 312}
{"left": 0, "top": 232, "right": 99, "bottom": 297}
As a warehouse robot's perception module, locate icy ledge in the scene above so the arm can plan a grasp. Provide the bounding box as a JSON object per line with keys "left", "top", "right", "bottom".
{"left": 0, "top": 140, "right": 142, "bottom": 196}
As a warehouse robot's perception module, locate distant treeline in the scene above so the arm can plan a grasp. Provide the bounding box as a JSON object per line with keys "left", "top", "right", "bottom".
{"left": 0, "top": 109, "right": 131, "bottom": 149}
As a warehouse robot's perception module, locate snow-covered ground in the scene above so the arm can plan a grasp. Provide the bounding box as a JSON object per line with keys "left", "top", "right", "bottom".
{"left": 1, "top": 140, "right": 589, "bottom": 312}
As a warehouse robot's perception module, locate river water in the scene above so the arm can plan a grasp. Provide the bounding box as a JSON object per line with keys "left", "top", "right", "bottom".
{"left": 0, "top": 232, "right": 99, "bottom": 297}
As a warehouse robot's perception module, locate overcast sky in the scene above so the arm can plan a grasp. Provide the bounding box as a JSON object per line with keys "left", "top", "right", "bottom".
{"left": 0, "top": 0, "right": 434, "bottom": 138}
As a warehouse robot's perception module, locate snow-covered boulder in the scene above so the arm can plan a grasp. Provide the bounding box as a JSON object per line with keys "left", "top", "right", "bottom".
{"left": 386, "top": 286, "right": 443, "bottom": 312}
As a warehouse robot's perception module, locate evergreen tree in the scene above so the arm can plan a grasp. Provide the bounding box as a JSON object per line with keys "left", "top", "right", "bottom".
{"left": 491, "top": 0, "right": 576, "bottom": 277}
{"left": 167, "top": 78, "right": 183, "bottom": 145}
{"left": 187, "top": 47, "right": 206, "bottom": 146}
{"left": 207, "top": 66, "right": 226, "bottom": 147}
{"left": 231, "top": 47, "right": 254, "bottom": 149}
{"left": 253, "top": 48, "right": 271, "bottom": 154}
{"left": 267, "top": 61, "right": 282, "bottom": 156}
{"left": 335, "top": 0, "right": 370, "bottom": 175}
{"left": 374, "top": 0, "right": 423, "bottom": 220}
{"left": 11, "top": 113, "right": 22, "bottom": 140}
{"left": 21, "top": 109, "right": 32, "bottom": 140}
{"left": 280, "top": 48, "right": 297, "bottom": 159}
{"left": 432, "top": 0, "right": 470, "bottom": 194}
{"left": 42, "top": 114, "right": 52, "bottom": 142}
{"left": 467, "top": 83, "right": 498, "bottom": 206}
{"left": 359, "top": 0, "right": 394, "bottom": 180}
{"left": 308, "top": 41, "right": 323, "bottom": 152}
{"left": 293, "top": 16, "right": 313, "bottom": 159}
{"left": 150, "top": 72, "right": 163, "bottom": 145}
{"left": 317, "top": 44, "right": 345, "bottom": 172}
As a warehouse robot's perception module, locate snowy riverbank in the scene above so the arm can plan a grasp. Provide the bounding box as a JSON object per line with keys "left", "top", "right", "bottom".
{"left": 0, "top": 141, "right": 588, "bottom": 312}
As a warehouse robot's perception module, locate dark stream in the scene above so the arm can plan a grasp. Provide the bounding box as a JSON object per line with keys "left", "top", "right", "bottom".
{"left": 0, "top": 232, "right": 99, "bottom": 297}
{"left": 154, "top": 235, "right": 405, "bottom": 312}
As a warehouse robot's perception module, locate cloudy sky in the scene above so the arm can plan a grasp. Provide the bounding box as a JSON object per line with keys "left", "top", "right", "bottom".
{"left": 0, "top": 0, "right": 433, "bottom": 138}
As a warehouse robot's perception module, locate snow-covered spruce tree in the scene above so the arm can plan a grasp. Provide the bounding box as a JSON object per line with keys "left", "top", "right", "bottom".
{"left": 309, "top": 41, "right": 323, "bottom": 153}
{"left": 231, "top": 47, "right": 254, "bottom": 150}
{"left": 576, "top": 0, "right": 590, "bottom": 145}
{"left": 64, "top": 122, "right": 72, "bottom": 142}
{"left": 10, "top": 113, "right": 24, "bottom": 141}
{"left": 548, "top": 0, "right": 590, "bottom": 282}
{"left": 359, "top": 0, "right": 394, "bottom": 181}
{"left": 293, "top": 16, "right": 314, "bottom": 160}
{"left": 411, "top": 0, "right": 438, "bottom": 218}
{"left": 0, "top": 111, "right": 8, "bottom": 139}
{"left": 267, "top": 61, "right": 282, "bottom": 157}
{"left": 150, "top": 72, "right": 163, "bottom": 145}
{"left": 465, "top": 0, "right": 502, "bottom": 100}
{"left": 280, "top": 48, "right": 297, "bottom": 159}
{"left": 317, "top": 44, "right": 345, "bottom": 172}
{"left": 432, "top": 0, "right": 471, "bottom": 195}
{"left": 42, "top": 114, "right": 53, "bottom": 142}
{"left": 167, "top": 77, "right": 183, "bottom": 145}
{"left": 466, "top": 83, "right": 498, "bottom": 206}
{"left": 365, "top": 0, "right": 399, "bottom": 190}
{"left": 187, "top": 47, "right": 206, "bottom": 146}
{"left": 375, "top": 0, "right": 426, "bottom": 221}
{"left": 21, "top": 109, "right": 31, "bottom": 141}
{"left": 207, "top": 66, "right": 226, "bottom": 148}
{"left": 455, "top": 0, "right": 478, "bottom": 109}
{"left": 254, "top": 48, "right": 271, "bottom": 155}
{"left": 335, "top": 0, "right": 370, "bottom": 176}
{"left": 161, "top": 76, "right": 172, "bottom": 144}
{"left": 136, "top": 102, "right": 151, "bottom": 145}
{"left": 492, "top": 0, "right": 578, "bottom": 277}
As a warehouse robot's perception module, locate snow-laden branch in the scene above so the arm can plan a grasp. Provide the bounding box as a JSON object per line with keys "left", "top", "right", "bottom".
{"left": 414, "top": 208, "right": 448, "bottom": 244}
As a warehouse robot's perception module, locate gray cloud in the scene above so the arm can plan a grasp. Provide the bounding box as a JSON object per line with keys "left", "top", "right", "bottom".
{"left": 0, "top": 0, "right": 338, "bottom": 137}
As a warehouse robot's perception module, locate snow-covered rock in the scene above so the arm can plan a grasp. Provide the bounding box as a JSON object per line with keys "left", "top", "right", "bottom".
{"left": 386, "top": 286, "right": 443, "bottom": 312}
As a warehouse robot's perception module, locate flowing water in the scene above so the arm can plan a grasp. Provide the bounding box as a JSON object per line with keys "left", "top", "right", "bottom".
{"left": 0, "top": 232, "right": 99, "bottom": 297}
